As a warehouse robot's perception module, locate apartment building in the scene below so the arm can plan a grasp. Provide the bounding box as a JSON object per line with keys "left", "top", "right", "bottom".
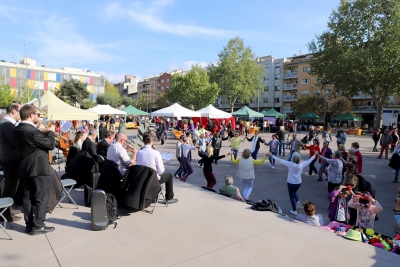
{"left": 114, "top": 75, "right": 138, "bottom": 99}
{"left": 0, "top": 57, "right": 105, "bottom": 101}
{"left": 137, "top": 75, "right": 159, "bottom": 112}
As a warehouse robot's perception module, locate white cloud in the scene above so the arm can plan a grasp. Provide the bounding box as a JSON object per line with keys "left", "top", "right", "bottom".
{"left": 169, "top": 60, "right": 208, "bottom": 71}
{"left": 32, "top": 16, "right": 117, "bottom": 66}
{"left": 103, "top": 1, "right": 236, "bottom": 37}
{"left": 97, "top": 71, "right": 126, "bottom": 83}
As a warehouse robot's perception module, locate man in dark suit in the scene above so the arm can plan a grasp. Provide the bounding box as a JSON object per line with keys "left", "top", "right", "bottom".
{"left": 82, "top": 129, "right": 98, "bottom": 160}
{"left": 0, "top": 103, "right": 22, "bottom": 222}
{"left": 14, "top": 104, "right": 55, "bottom": 235}
{"left": 97, "top": 130, "right": 115, "bottom": 158}
{"left": 98, "top": 123, "right": 107, "bottom": 141}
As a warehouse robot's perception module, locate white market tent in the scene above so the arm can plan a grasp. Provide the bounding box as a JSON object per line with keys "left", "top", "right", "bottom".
{"left": 151, "top": 103, "right": 201, "bottom": 117}
{"left": 87, "top": 104, "right": 127, "bottom": 116}
{"left": 196, "top": 104, "right": 231, "bottom": 118}
{"left": 33, "top": 90, "right": 98, "bottom": 120}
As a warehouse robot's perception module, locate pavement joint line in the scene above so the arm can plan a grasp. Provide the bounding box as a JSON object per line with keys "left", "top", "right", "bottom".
{"left": 45, "top": 233, "right": 62, "bottom": 267}
{"left": 168, "top": 222, "right": 290, "bottom": 267}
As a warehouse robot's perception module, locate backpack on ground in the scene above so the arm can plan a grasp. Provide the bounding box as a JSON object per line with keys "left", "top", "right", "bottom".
{"left": 251, "top": 199, "right": 282, "bottom": 214}
{"left": 91, "top": 189, "right": 119, "bottom": 231}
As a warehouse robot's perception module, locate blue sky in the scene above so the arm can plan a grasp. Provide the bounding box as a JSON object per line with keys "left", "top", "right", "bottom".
{"left": 0, "top": 0, "right": 340, "bottom": 83}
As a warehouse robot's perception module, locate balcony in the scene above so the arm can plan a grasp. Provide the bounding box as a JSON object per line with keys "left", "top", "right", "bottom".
{"left": 282, "top": 107, "right": 293, "bottom": 113}
{"left": 352, "top": 105, "right": 376, "bottom": 113}
{"left": 282, "top": 84, "right": 298, "bottom": 90}
{"left": 283, "top": 71, "right": 298, "bottom": 79}
{"left": 352, "top": 93, "right": 372, "bottom": 99}
{"left": 282, "top": 96, "right": 297, "bottom": 102}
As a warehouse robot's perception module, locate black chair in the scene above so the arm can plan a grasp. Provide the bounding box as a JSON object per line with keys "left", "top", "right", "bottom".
{"left": 96, "top": 159, "right": 124, "bottom": 201}
{"left": 122, "top": 165, "right": 165, "bottom": 212}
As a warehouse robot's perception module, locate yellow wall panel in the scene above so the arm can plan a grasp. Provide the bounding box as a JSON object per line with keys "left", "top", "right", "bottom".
{"left": 80, "top": 76, "right": 83, "bottom": 82}
{"left": 10, "top": 68, "right": 16, "bottom": 77}
{"left": 26, "top": 80, "right": 35, "bottom": 89}
{"left": 44, "top": 72, "right": 48, "bottom": 80}
{"left": 90, "top": 85, "right": 94, "bottom": 93}
{"left": 10, "top": 88, "right": 17, "bottom": 96}
{"left": 56, "top": 82, "right": 61, "bottom": 90}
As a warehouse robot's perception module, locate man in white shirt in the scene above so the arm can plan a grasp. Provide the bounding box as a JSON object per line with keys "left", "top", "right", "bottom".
{"left": 136, "top": 131, "right": 178, "bottom": 204}
{"left": 107, "top": 133, "right": 136, "bottom": 176}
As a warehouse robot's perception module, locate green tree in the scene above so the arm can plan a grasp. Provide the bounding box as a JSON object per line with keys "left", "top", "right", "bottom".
{"left": 155, "top": 93, "right": 170, "bottom": 109}
{"left": 81, "top": 99, "right": 94, "bottom": 109}
{"left": 60, "top": 79, "right": 90, "bottom": 106}
{"left": 292, "top": 95, "right": 325, "bottom": 117}
{"left": 329, "top": 98, "right": 353, "bottom": 116}
{"left": 208, "top": 37, "right": 265, "bottom": 112}
{"left": 96, "top": 94, "right": 120, "bottom": 107}
{"left": 121, "top": 96, "right": 135, "bottom": 107}
{"left": 133, "top": 94, "right": 150, "bottom": 111}
{"left": 166, "top": 64, "right": 219, "bottom": 110}
{"left": 0, "top": 80, "right": 15, "bottom": 107}
{"left": 105, "top": 80, "right": 121, "bottom": 105}
{"left": 308, "top": 0, "right": 400, "bottom": 127}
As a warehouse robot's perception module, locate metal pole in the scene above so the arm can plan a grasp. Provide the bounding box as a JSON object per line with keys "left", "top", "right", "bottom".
{"left": 257, "top": 87, "right": 260, "bottom": 112}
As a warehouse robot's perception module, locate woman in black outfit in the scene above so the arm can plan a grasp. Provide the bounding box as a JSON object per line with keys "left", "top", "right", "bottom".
{"left": 200, "top": 146, "right": 231, "bottom": 189}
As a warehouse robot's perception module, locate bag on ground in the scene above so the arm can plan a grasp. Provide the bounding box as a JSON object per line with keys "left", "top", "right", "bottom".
{"left": 91, "top": 189, "right": 118, "bottom": 231}
{"left": 251, "top": 199, "right": 282, "bottom": 214}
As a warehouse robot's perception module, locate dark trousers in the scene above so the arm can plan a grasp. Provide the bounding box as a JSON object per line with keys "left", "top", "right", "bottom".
{"left": 159, "top": 172, "right": 174, "bottom": 200}
{"left": 22, "top": 175, "right": 51, "bottom": 230}
{"left": 328, "top": 182, "right": 340, "bottom": 193}
{"left": 373, "top": 140, "right": 378, "bottom": 151}
{"left": 251, "top": 148, "right": 259, "bottom": 160}
{"left": 1, "top": 160, "right": 21, "bottom": 216}
{"left": 203, "top": 171, "right": 216, "bottom": 188}
{"left": 213, "top": 148, "right": 220, "bottom": 163}
{"left": 174, "top": 157, "right": 183, "bottom": 176}
{"left": 287, "top": 182, "right": 301, "bottom": 211}
{"left": 308, "top": 159, "right": 318, "bottom": 175}
{"left": 181, "top": 157, "right": 193, "bottom": 181}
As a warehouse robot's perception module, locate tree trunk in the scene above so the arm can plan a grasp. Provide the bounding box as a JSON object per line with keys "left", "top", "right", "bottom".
{"left": 230, "top": 102, "right": 234, "bottom": 113}
{"left": 375, "top": 102, "right": 383, "bottom": 128}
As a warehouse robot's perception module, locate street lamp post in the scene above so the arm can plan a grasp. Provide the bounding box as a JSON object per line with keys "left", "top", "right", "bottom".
{"left": 257, "top": 87, "right": 260, "bottom": 112}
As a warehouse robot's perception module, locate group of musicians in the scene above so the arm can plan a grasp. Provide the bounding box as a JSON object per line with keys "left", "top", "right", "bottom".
{"left": 0, "top": 103, "right": 178, "bottom": 236}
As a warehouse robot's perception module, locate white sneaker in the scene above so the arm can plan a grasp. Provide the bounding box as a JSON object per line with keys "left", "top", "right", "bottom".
{"left": 268, "top": 164, "right": 272, "bottom": 168}
{"left": 296, "top": 201, "right": 302, "bottom": 210}
{"left": 290, "top": 210, "right": 297, "bottom": 216}
{"left": 271, "top": 166, "right": 274, "bottom": 169}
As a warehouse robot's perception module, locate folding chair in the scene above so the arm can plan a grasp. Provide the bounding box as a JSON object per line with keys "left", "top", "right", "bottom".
{"left": 0, "top": 197, "right": 14, "bottom": 240}
{"left": 57, "top": 179, "right": 79, "bottom": 209}
{"left": 150, "top": 183, "right": 168, "bottom": 214}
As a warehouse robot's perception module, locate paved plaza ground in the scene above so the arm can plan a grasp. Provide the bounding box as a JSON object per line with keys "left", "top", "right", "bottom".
{"left": 1, "top": 129, "right": 399, "bottom": 266}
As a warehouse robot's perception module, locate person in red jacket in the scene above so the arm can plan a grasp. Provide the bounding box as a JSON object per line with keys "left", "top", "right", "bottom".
{"left": 351, "top": 142, "right": 363, "bottom": 174}
{"left": 304, "top": 139, "right": 320, "bottom": 176}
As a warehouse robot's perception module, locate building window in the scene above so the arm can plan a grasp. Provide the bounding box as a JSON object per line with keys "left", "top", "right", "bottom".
{"left": 167, "top": 78, "right": 170, "bottom": 82}
{"left": 263, "top": 98, "right": 268, "bottom": 103}
{"left": 264, "top": 86, "right": 269, "bottom": 91}
{"left": 302, "top": 66, "right": 311, "bottom": 72}
{"left": 301, "top": 91, "right": 309, "bottom": 96}
{"left": 275, "top": 86, "right": 280, "bottom": 91}
{"left": 166, "top": 86, "right": 169, "bottom": 89}
{"left": 266, "top": 66, "right": 270, "bottom": 69}
{"left": 316, "top": 90, "right": 320, "bottom": 96}
{"left": 325, "top": 90, "right": 329, "bottom": 95}
{"left": 264, "top": 76, "right": 269, "bottom": 81}
{"left": 302, "top": 78, "right": 310, "bottom": 84}
{"left": 161, "top": 79, "right": 164, "bottom": 83}
{"left": 274, "top": 98, "right": 280, "bottom": 103}
{"left": 275, "top": 75, "right": 280, "bottom": 80}
{"left": 275, "top": 66, "right": 281, "bottom": 69}
{"left": 161, "top": 87, "right": 164, "bottom": 90}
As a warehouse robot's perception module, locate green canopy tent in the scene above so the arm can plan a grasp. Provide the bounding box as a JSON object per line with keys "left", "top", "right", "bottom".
{"left": 232, "top": 106, "right": 264, "bottom": 117}
{"left": 332, "top": 111, "right": 363, "bottom": 121}
{"left": 122, "top": 105, "right": 148, "bottom": 115}
{"left": 261, "top": 108, "right": 286, "bottom": 118}
{"left": 298, "top": 111, "right": 322, "bottom": 120}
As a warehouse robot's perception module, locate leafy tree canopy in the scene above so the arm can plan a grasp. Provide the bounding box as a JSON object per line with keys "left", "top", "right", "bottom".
{"left": 155, "top": 93, "right": 170, "bottom": 109}
{"left": 166, "top": 64, "right": 219, "bottom": 110}
{"left": 292, "top": 95, "right": 325, "bottom": 117}
{"left": 60, "top": 79, "right": 90, "bottom": 106}
{"left": 208, "top": 37, "right": 265, "bottom": 112}
{"left": 308, "top": 0, "right": 400, "bottom": 126}
{"left": 133, "top": 94, "right": 150, "bottom": 111}
{"left": 0, "top": 80, "right": 15, "bottom": 107}
{"left": 329, "top": 98, "right": 353, "bottom": 116}
{"left": 96, "top": 93, "right": 120, "bottom": 107}
{"left": 121, "top": 96, "right": 135, "bottom": 107}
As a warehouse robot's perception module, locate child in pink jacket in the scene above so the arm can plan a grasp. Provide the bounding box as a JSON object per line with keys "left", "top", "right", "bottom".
{"left": 348, "top": 192, "right": 382, "bottom": 229}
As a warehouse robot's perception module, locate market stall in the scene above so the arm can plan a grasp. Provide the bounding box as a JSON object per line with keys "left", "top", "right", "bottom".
{"left": 232, "top": 106, "right": 264, "bottom": 133}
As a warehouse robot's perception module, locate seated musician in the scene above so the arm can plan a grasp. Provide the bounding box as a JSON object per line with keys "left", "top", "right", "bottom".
{"left": 97, "top": 130, "right": 115, "bottom": 158}
{"left": 107, "top": 133, "right": 136, "bottom": 176}
{"left": 81, "top": 129, "right": 98, "bottom": 160}
{"left": 135, "top": 131, "right": 178, "bottom": 204}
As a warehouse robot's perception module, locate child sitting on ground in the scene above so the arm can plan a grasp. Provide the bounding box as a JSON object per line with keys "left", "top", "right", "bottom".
{"left": 296, "top": 201, "right": 325, "bottom": 226}
{"left": 328, "top": 186, "right": 353, "bottom": 223}
{"left": 348, "top": 191, "right": 383, "bottom": 229}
